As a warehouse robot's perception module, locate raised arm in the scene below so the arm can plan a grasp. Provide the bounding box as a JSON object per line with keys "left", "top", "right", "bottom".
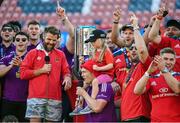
{"left": 130, "top": 13, "right": 149, "bottom": 63}
{"left": 56, "top": 7, "right": 75, "bottom": 54}
{"left": 143, "top": 15, "right": 156, "bottom": 44}
{"left": 111, "top": 7, "right": 125, "bottom": 47}
{"left": 148, "top": 7, "right": 167, "bottom": 44}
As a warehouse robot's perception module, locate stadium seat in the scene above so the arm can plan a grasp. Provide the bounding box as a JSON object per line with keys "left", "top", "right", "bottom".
{"left": 176, "top": 0, "right": 180, "bottom": 9}
{"left": 20, "top": 13, "right": 27, "bottom": 21}
{"left": 0, "top": 0, "right": 179, "bottom": 31}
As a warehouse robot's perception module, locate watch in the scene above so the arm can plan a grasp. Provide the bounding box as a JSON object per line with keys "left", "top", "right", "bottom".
{"left": 161, "top": 67, "right": 169, "bottom": 73}
{"left": 144, "top": 72, "right": 150, "bottom": 78}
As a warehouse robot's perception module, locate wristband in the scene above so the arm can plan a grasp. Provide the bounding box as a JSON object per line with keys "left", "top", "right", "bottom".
{"left": 144, "top": 72, "right": 150, "bottom": 78}
{"left": 113, "top": 21, "right": 119, "bottom": 24}
{"left": 161, "top": 67, "right": 169, "bottom": 73}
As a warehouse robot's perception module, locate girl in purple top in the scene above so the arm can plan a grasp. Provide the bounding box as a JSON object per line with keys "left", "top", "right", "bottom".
{"left": 0, "top": 32, "right": 29, "bottom": 122}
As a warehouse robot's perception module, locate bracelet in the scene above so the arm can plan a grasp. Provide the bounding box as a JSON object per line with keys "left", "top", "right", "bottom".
{"left": 113, "top": 21, "right": 119, "bottom": 24}
{"left": 161, "top": 67, "right": 169, "bottom": 73}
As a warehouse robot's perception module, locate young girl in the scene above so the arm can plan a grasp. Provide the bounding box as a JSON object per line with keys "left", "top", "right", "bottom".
{"left": 70, "top": 29, "right": 114, "bottom": 115}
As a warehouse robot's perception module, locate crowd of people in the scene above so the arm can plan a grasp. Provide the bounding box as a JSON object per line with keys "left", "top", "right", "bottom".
{"left": 0, "top": 4, "right": 179, "bottom": 122}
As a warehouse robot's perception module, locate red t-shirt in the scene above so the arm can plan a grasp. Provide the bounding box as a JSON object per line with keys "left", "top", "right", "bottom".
{"left": 148, "top": 42, "right": 158, "bottom": 57}
{"left": 93, "top": 49, "right": 114, "bottom": 78}
{"left": 121, "top": 56, "right": 152, "bottom": 121}
{"left": 114, "top": 54, "right": 128, "bottom": 88}
{"left": 113, "top": 54, "right": 128, "bottom": 100}
{"left": 146, "top": 72, "right": 180, "bottom": 122}
{"left": 150, "top": 37, "right": 180, "bottom": 72}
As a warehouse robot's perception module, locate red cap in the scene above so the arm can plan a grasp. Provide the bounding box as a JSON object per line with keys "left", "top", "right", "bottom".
{"left": 81, "top": 60, "right": 100, "bottom": 77}
{"left": 81, "top": 60, "right": 94, "bottom": 73}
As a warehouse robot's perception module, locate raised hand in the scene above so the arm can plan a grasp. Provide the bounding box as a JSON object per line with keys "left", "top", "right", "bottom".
{"left": 153, "top": 55, "right": 166, "bottom": 71}
{"left": 130, "top": 12, "right": 138, "bottom": 28}
{"left": 113, "top": 6, "right": 121, "bottom": 22}
{"left": 146, "top": 60, "right": 158, "bottom": 74}
{"left": 56, "top": 6, "right": 66, "bottom": 19}
{"left": 156, "top": 4, "right": 168, "bottom": 19}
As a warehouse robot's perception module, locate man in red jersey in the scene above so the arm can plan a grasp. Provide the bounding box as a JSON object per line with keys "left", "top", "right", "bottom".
{"left": 134, "top": 48, "right": 180, "bottom": 122}
{"left": 148, "top": 7, "right": 180, "bottom": 72}
{"left": 111, "top": 8, "right": 151, "bottom": 122}
{"left": 20, "top": 26, "right": 71, "bottom": 122}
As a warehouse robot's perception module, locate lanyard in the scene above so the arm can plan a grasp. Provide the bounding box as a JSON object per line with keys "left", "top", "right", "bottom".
{"left": 0, "top": 46, "right": 3, "bottom": 58}
{"left": 123, "top": 48, "right": 131, "bottom": 69}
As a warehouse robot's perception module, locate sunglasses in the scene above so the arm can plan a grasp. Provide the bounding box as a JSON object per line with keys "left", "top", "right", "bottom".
{"left": 15, "top": 38, "right": 27, "bottom": 42}
{"left": 2, "top": 28, "right": 13, "bottom": 32}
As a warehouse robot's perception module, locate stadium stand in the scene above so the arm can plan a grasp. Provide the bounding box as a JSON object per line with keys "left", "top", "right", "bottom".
{"left": 0, "top": 0, "right": 179, "bottom": 30}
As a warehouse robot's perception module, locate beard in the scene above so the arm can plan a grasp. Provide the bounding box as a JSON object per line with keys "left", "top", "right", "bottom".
{"left": 43, "top": 43, "right": 55, "bottom": 52}
{"left": 131, "top": 56, "right": 139, "bottom": 63}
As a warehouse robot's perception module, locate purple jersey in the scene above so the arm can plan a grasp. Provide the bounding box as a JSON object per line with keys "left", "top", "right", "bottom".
{"left": 27, "top": 41, "right": 42, "bottom": 52}
{"left": 85, "top": 83, "right": 117, "bottom": 122}
{"left": 0, "top": 43, "right": 15, "bottom": 59}
{"left": 0, "top": 53, "right": 28, "bottom": 102}
{"left": 60, "top": 46, "right": 74, "bottom": 67}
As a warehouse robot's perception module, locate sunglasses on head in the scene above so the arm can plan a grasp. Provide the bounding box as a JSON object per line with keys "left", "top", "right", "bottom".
{"left": 15, "top": 38, "right": 27, "bottom": 42}
{"left": 2, "top": 28, "right": 13, "bottom": 32}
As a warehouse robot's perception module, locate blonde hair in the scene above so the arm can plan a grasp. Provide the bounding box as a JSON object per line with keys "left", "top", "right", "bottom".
{"left": 93, "top": 38, "right": 107, "bottom": 62}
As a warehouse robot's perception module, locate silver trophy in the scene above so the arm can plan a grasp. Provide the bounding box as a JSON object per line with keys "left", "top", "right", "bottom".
{"left": 73, "top": 26, "right": 96, "bottom": 78}
{"left": 75, "top": 26, "right": 96, "bottom": 57}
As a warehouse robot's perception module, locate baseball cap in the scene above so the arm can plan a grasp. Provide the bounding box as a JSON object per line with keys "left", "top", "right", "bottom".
{"left": 85, "top": 29, "right": 106, "bottom": 43}
{"left": 166, "top": 19, "right": 180, "bottom": 30}
{"left": 121, "top": 24, "right": 134, "bottom": 31}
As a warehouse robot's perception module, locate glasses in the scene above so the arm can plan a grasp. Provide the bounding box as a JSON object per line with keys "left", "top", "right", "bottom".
{"left": 15, "top": 38, "right": 27, "bottom": 42}
{"left": 2, "top": 28, "right": 13, "bottom": 32}
{"left": 129, "top": 46, "right": 137, "bottom": 51}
